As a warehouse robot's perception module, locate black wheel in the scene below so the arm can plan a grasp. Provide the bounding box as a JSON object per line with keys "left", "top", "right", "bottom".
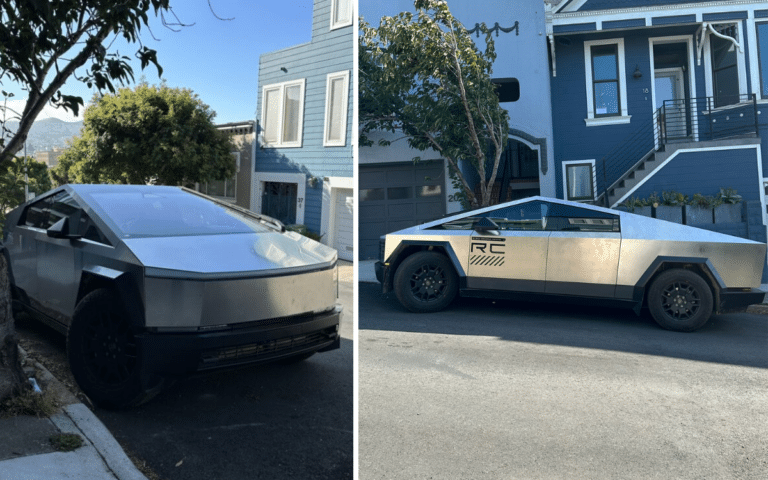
{"left": 393, "top": 251, "right": 458, "bottom": 313}
{"left": 648, "top": 269, "right": 713, "bottom": 332}
{"left": 67, "top": 289, "right": 161, "bottom": 408}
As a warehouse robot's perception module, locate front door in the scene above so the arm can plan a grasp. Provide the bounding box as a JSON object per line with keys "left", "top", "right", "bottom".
{"left": 655, "top": 67, "right": 687, "bottom": 140}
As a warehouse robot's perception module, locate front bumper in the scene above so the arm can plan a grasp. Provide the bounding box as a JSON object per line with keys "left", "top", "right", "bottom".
{"left": 137, "top": 305, "right": 342, "bottom": 375}
{"left": 718, "top": 288, "right": 766, "bottom": 313}
{"left": 375, "top": 261, "right": 392, "bottom": 293}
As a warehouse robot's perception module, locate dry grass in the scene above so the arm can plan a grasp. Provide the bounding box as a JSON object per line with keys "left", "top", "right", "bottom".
{"left": 0, "top": 387, "right": 60, "bottom": 418}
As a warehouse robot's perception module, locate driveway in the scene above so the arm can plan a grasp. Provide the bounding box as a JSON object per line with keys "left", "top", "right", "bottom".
{"left": 358, "top": 282, "right": 768, "bottom": 479}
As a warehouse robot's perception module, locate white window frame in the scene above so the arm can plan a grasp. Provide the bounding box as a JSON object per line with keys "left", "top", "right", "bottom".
{"left": 253, "top": 172, "right": 306, "bottom": 225}
{"left": 323, "top": 71, "right": 350, "bottom": 147}
{"left": 751, "top": 19, "right": 768, "bottom": 101}
{"left": 562, "top": 159, "right": 597, "bottom": 202}
{"left": 703, "top": 22, "right": 748, "bottom": 108}
{"left": 584, "top": 38, "right": 630, "bottom": 126}
{"left": 330, "top": 0, "right": 353, "bottom": 30}
{"left": 260, "top": 79, "right": 306, "bottom": 148}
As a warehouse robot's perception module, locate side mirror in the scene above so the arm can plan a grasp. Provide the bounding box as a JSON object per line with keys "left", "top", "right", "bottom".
{"left": 473, "top": 217, "right": 500, "bottom": 235}
{"left": 47, "top": 217, "right": 82, "bottom": 240}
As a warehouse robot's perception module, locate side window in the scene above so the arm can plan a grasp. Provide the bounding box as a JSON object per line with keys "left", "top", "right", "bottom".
{"left": 544, "top": 203, "right": 620, "bottom": 232}
{"left": 47, "top": 192, "right": 80, "bottom": 229}
{"left": 436, "top": 201, "right": 549, "bottom": 231}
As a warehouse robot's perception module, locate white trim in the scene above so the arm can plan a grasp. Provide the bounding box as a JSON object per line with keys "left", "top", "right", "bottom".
{"left": 613, "top": 144, "right": 762, "bottom": 206}
{"left": 330, "top": 0, "right": 353, "bottom": 30}
{"left": 584, "top": 38, "right": 629, "bottom": 122}
{"left": 703, "top": 22, "right": 748, "bottom": 103}
{"left": 253, "top": 171, "right": 306, "bottom": 225}
{"left": 753, "top": 16, "right": 767, "bottom": 99}
{"left": 562, "top": 159, "right": 597, "bottom": 202}
{"left": 558, "top": 0, "right": 589, "bottom": 14}
{"left": 260, "top": 79, "right": 306, "bottom": 149}
{"left": 553, "top": 1, "right": 761, "bottom": 24}
{"left": 321, "top": 176, "right": 354, "bottom": 260}
{"left": 585, "top": 115, "right": 631, "bottom": 126}
{"left": 649, "top": 35, "right": 699, "bottom": 146}
{"left": 323, "top": 71, "right": 350, "bottom": 147}
{"left": 250, "top": 127, "right": 257, "bottom": 211}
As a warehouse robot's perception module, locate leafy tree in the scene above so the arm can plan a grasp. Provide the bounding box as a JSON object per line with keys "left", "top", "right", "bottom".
{"left": 0, "top": 0, "right": 179, "bottom": 404}
{"left": 360, "top": 0, "right": 510, "bottom": 208}
{"left": 0, "top": 156, "right": 52, "bottom": 226}
{"left": 51, "top": 83, "right": 234, "bottom": 186}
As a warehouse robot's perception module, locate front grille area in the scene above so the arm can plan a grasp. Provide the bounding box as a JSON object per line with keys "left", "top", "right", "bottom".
{"left": 199, "top": 327, "right": 336, "bottom": 369}
{"left": 202, "top": 308, "right": 336, "bottom": 333}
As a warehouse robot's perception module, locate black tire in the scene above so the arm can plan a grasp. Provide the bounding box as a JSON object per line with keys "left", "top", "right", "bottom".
{"left": 394, "top": 251, "right": 458, "bottom": 313}
{"left": 647, "top": 269, "right": 713, "bottom": 332}
{"left": 67, "top": 289, "right": 161, "bottom": 409}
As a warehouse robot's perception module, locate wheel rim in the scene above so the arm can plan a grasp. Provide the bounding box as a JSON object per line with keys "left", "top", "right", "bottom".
{"left": 409, "top": 263, "right": 448, "bottom": 302}
{"left": 660, "top": 281, "right": 700, "bottom": 320}
{"left": 82, "top": 311, "right": 138, "bottom": 386}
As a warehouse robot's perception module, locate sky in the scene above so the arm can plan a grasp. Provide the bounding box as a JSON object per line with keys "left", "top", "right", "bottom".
{"left": 3, "top": 0, "right": 315, "bottom": 124}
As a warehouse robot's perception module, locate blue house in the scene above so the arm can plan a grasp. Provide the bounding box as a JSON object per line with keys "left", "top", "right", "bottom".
{"left": 547, "top": 0, "right": 768, "bottom": 241}
{"left": 255, "top": 0, "right": 353, "bottom": 260}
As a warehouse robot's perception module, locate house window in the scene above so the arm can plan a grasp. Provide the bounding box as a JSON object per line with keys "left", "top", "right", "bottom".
{"left": 562, "top": 160, "right": 595, "bottom": 201}
{"left": 331, "top": 0, "right": 352, "bottom": 30}
{"left": 201, "top": 153, "right": 238, "bottom": 200}
{"left": 710, "top": 25, "right": 740, "bottom": 107}
{"left": 262, "top": 182, "right": 298, "bottom": 225}
{"left": 757, "top": 23, "right": 768, "bottom": 99}
{"left": 261, "top": 79, "right": 305, "bottom": 148}
{"left": 324, "top": 71, "right": 350, "bottom": 146}
{"left": 583, "top": 39, "right": 629, "bottom": 126}
{"left": 591, "top": 44, "right": 620, "bottom": 116}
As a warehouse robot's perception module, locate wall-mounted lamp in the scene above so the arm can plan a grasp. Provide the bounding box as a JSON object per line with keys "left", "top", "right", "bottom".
{"left": 633, "top": 65, "right": 643, "bottom": 79}
{"left": 280, "top": 67, "right": 288, "bottom": 73}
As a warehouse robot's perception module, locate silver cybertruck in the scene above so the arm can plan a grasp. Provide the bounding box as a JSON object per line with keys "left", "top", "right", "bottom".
{"left": 376, "top": 196, "right": 766, "bottom": 332}
{"left": 2, "top": 184, "right": 341, "bottom": 408}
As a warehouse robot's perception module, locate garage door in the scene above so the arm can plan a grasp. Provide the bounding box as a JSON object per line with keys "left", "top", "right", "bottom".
{"left": 332, "top": 188, "right": 353, "bottom": 261}
{"left": 359, "top": 161, "right": 446, "bottom": 259}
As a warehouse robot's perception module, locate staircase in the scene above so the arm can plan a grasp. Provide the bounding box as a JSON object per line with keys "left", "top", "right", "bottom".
{"left": 597, "top": 94, "right": 760, "bottom": 208}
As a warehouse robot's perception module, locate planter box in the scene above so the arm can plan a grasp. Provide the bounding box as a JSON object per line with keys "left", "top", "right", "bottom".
{"left": 655, "top": 205, "right": 683, "bottom": 224}
{"left": 715, "top": 204, "right": 742, "bottom": 223}
{"left": 633, "top": 206, "right": 652, "bottom": 217}
{"left": 685, "top": 205, "right": 713, "bottom": 225}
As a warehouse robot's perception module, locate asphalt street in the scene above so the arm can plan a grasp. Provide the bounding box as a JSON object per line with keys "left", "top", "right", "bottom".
{"left": 358, "top": 282, "right": 768, "bottom": 479}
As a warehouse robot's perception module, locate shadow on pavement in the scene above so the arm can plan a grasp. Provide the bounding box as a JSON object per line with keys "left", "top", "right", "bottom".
{"left": 359, "top": 283, "right": 768, "bottom": 369}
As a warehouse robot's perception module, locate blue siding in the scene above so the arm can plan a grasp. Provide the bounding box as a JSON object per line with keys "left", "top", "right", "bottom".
{"left": 629, "top": 148, "right": 762, "bottom": 202}
{"left": 702, "top": 11, "right": 748, "bottom": 22}
{"left": 255, "top": 0, "right": 353, "bottom": 232}
{"left": 652, "top": 14, "right": 696, "bottom": 26}
{"left": 603, "top": 19, "right": 645, "bottom": 30}
{"left": 578, "top": 0, "right": 715, "bottom": 11}
{"left": 554, "top": 23, "right": 597, "bottom": 34}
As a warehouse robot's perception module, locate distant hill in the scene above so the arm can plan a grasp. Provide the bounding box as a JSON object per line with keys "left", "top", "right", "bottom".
{"left": 3, "top": 117, "right": 84, "bottom": 156}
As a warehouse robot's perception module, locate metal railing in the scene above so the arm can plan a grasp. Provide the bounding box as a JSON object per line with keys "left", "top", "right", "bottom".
{"left": 597, "top": 94, "right": 760, "bottom": 207}
{"left": 658, "top": 93, "right": 758, "bottom": 145}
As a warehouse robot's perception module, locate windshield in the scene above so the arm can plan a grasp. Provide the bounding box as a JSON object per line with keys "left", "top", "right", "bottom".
{"left": 85, "top": 190, "right": 272, "bottom": 238}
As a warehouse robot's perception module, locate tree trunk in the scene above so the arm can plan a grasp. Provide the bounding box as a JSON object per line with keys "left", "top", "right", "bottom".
{"left": 0, "top": 253, "right": 27, "bottom": 403}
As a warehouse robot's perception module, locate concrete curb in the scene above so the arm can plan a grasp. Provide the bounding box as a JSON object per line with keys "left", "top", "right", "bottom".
{"left": 21, "top": 347, "right": 148, "bottom": 480}
{"left": 62, "top": 404, "right": 147, "bottom": 480}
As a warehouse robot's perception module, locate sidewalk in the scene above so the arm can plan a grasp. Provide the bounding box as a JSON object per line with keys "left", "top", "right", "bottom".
{"left": 0, "top": 359, "right": 149, "bottom": 480}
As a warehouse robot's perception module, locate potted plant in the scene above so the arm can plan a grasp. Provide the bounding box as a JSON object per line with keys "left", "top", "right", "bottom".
{"left": 714, "top": 187, "right": 743, "bottom": 223}
{"left": 619, "top": 196, "right": 650, "bottom": 216}
{"left": 655, "top": 190, "right": 686, "bottom": 223}
{"left": 685, "top": 193, "right": 714, "bottom": 225}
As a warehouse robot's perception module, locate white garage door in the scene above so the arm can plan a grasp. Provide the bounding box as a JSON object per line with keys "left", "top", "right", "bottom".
{"left": 333, "top": 188, "right": 353, "bottom": 261}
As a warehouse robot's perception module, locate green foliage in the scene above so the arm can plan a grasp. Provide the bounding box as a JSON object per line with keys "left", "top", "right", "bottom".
{"left": 688, "top": 193, "right": 716, "bottom": 208}
{"left": 0, "top": 1, "right": 173, "bottom": 168}
{"left": 0, "top": 156, "right": 52, "bottom": 232}
{"left": 0, "top": 387, "right": 59, "bottom": 419}
{"left": 285, "top": 224, "right": 323, "bottom": 242}
{"left": 51, "top": 83, "right": 234, "bottom": 185}
{"left": 359, "top": 0, "right": 510, "bottom": 208}
{"left": 50, "top": 433, "right": 84, "bottom": 452}
{"left": 717, "top": 187, "right": 742, "bottom": 205}
{"left": 661, "top": 190, "right": 687, "bottom": 206}
{"left": 619, "top": 196, "right": 649, "bottom": 211}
